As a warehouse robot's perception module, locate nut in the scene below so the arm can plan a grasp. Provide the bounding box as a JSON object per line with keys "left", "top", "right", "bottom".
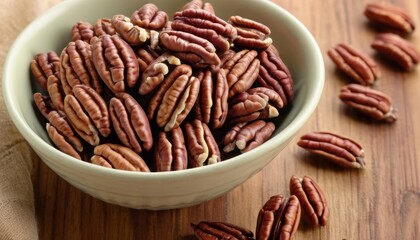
{"left": 297, "top": 131, "right": 365, "bottom": 168}
{"left": 154, "top": 127, "right": 188, "bottom": 171}
{"left": 91, "top": 34, "right": 140, "bottom": 92}
{"left": 93, "top": 18, "right": 117, "bottom": 37}
{"left": 339, "top": 83, "right": 397, "bottom": 122}
{"left": 59, "top": 40, "right": 102, "bottom": 95}
{"left": 109, "top": 92, "right": 153, "bottom": 153}
{"left": 180, "top": 0, "right": 215, "bottom": 14}
{"left": 47, "top": 122, "right": 82, "bottom": 160}
{"left": 111, "top": 14, "right": 150, "bottom": 46}
{"left": 191, "top": 221, "right": 255, "bottom": 240}
{"left": 33, "top": 92, "right": 53, "bottom": 119}
{"left": 47, "top": 110, "right": 83, "bottom": 154}
{"left": 131, "top": 3, "right": 168, "bottom": 31}
{"left": 371, "top": 33, "right": 420, "bottom": 71}
{"left": 30, "top": 51, "right": 60, "bottom": 91}
{"left": 184, "top": 119, "right": 221, "bottom": 167}
{"left": 91, "top": 143, "right": 150, "bottom": 172}
{"left": 229, "top": 15, "right": 272, "bottom": 50}
{"left": 46, "top": 75, "right": 65, "bottom": 112}
{"left": 328, "top": 43, "right": 381, "bottom": 86}
{"left": 256, "top": 195, "right": 301, "bottom": 240}
{"left": 135, "top": 46, "right": 160, "bottom": 73}
{"left": 364, "top": 2, "right": 415, "bottom": 35}
{"left": 70, "top": 21, "right": 94, "bottom": 42}
{"left": 223, "top": 120, "right": 275, "bottom": 153}
{"left": 289, "top": 175, "right": 329, "bottom": 226}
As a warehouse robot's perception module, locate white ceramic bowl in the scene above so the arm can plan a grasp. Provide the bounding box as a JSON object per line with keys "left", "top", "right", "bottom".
{"left": 3, "top": 0, "right": 324, "bottom": 209}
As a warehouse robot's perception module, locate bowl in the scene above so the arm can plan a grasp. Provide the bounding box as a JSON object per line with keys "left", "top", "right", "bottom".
{"left": 3, "top": 0, "right": 324, "bottom": 210}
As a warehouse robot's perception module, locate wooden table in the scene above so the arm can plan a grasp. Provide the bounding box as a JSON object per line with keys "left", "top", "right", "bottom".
{"left": 32, "top": 0, "right": 420, "bottom": 239}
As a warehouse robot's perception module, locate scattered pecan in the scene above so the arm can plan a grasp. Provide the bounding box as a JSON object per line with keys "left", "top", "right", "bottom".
{"left": 222, "top": 49, "right": 260, "bottom": 98}
{"left": 328, "top": 43, "right": 381, "bottom": 86}
{"left": 91, "top": 34, "right": 140, "bottom": 92}
{"left": 70, "top": 21, "right": 94, "bottom": 42}
{"left": 184, "top": 119, "right": 221, "bottom": 167}
{"left": 93, "top": 18, "right": 117, "bottom": 37}
{"left": 131, "top": 3, "right": 168, "bottom": 31}
{"left": 30, "top": 51, "right": 60, "bottom": 91}
{"left": 59, "top": 40, "right": 102, "bottom": 95}
{"left": 154, "top": 127, "right": 188, "bottom": 171}
{"left": 297, "top": 132, "right": 365, "bottom": 168}
{"left": 364, "top": 2, "right": 415, "bottom": 35}
{"left": 339, "top": 84, "right": 397, "bottom": 122}
{"left": 223, "top": 120, "right": 275, "bottom": 153}
{"left": 256, "top": 195, "right": 301, "bottom": 240}
{"left": 371, "top": 33, "right": 420, "bottom": 71}
{"left": 257, "top": 46, "right": 294, "bottom": 105}
{"left": 229, "top": 15, "right": 272, "bottom": 50}
{"left": 46, "top": 123, "right": 82, "bottom": 160}
{"left": 33, "top": 92, "right": 54, "bottom": 119}
{"left": 191, "top": 221, "right": 255, "bottom": 240}
{"left": 91, "top": 143, "right": 150, "bottom": 172}
{"left": 290, "top": 175, "right": 329, "bottom": 226}
{"left": 111, "top": 15, "right": 150, "bottom": 46}
{"left": 46, "top": 75, "right": 65, "bottom": 112}
{"left": 47, "top": 110, "right": 83, "bottom": 154}
{"left": 180, "top": 0, "right": 215, "bottom": 14}
{"left": 109, "top": 92, "right": 153, "bottom": 153}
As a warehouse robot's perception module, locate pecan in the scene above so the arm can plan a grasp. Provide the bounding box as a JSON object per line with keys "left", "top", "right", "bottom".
{"left": 257, "top": 46, "right": 294, "bottom": 105}
{"left": 59, "top": 40, "right": 102, "bottom": 95}
{"left": 223, "top": 120, "right": 275, "bottom": 153}
{"left": 139, "top": 52, "right": 181, "bottom": 95}
{"left": 46, "top": 123, "right": 81, "bottom": 160}
{"left": 91, "top": 34, "right": 140, "bottom": 92}
{"left": 328, "top": 43, "right": 381, "bottom": 86}
{"left": 30, "top": 51, "right": 60, "bottom": 91}
{"left": 131, "top": 3, "right": 168, "bottom": 31}
{"left": 180, "top": 0, "right": 215, "bottom": 15}
{"left": 297, "top": 132, "right": 365, "bottom": 168}
{"left": 290, "top": 175, "right": 329, "bottom": 226}
{"left": 364, "top": 2, "right": 415, "bottom": 35}
{"left": 222, "top": 49, "right": 260, "bottom": 98}
{"left": 109, "top": 92, "right": 153, "bottom": 153}
{"left": 93, "top": 18, "right": 117, "bottom": 37}
{"left": 339, "top": 84, "right": 397, "bottom": 122}
{"left": 154, "top": 127, "right": 188, "bottom": 171}
{"left": 184, "top": 119, "right": 221, "bottom": 167}
{"left": 70, "top": 21, "right": 94, "bottom": 42}
{"left": 111, "top": 15, "right": 150, "bottom": 46}
{"left": 191, "top": 221, "right": 255, "bottom": 240}
{"left": 193, "top": 69, "right": 229, "bottom": 129}
{"left": 371, "top": 33, "right": 420, "bottom": 71}
{"left": 229, "top": 15, "right": 272, "bottom": 50}
{"left": 135, "top": 46, "right": 160, "bottom": 73}
{"left": 33, "top": 92, "right": 54, "bottom": 119}
{"left": 47, "top": 110, "right": 83, "bottom": 153}
{"left": 159, "top": 30, "right": 221, "bottom": 68}
{"left": 46, "top": 75, "right": 65, "bottom": 112}
{"left": 91, "top": 143, "right": 150, "bottom": 172}
{"left": 256, "top": 195, "right": 301, "bottom": 240}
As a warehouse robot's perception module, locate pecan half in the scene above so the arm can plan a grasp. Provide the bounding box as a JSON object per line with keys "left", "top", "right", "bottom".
{"left": 70, "top": 21, "right": 94, "bottom": 42}
{"left": 364, "top": 2, "right": 415, "bottom": 35}
{"left": 193, "top": 69, "right": 229, "bottom": 129}
{"left": 371, "top": 33, "right": 420, "bottom": 71}
{"left": 91, "top": 143, "right": 150, "bottom": 172}
{"left": 93, "top": 18, "right": 117, "bottom": 37}
{"left": 256, "top": 195, "right": 301, "bottom": 240}
{"left": 131, "top": 3, "right": 168, "bottom": 31}
{"left": 91, "top": 34, "right": 140, "bottom": 92}
{"left": 135, "top": 46, "right": 160, "bottom": 73}
{"left": 191, "top": 221, "right": 255, "bottom": 240}
{"left": 33, "top": 92, "right": 54, "bottom": 119}
{"left": 328, "top": 43, "right": 381, "bottom": 86}
{"left": 111, "top": 15, "right": 150, "bottom": 46}
{"left": 47, "top": 123, "right": 81, "bottom": 160}
{"left": 109, "top": 92, "right": 153, "bottom": 153}
{"left": 154, "top": 127, "right": 188, "bottom": 171}
{"left": 339, "top": 84, "right": 397, "bottom": 122}
{"left": 229, "top": 15, "right": 272, "bottom": 50}
{"left": 47, "top": 110, "right": 83, "bottom": 154}
{"left": 290, "top": 175, "right": 329, "bottom": 226}
{"left": 297, "top": 132, "right": 365, "bottom": 168}
{"left": 30, "top": 51, "right": 60, "bottom": 91}
{"left": 59, "top": 40, "right": 102, "bottom": 95}
{"left": 46, "top": 75, "right": 65, "bottom": 112}
{"left": 180, "top": 0, "right": 215, "bottom": 14}
{"left": 223, "top": 120, "right": 275, "bottom": 153}
{"left": 184, "top": 119, "right": 221, "bottom": 167}
{"left": 222, "top": 49, "right": 260, "bottom": 98}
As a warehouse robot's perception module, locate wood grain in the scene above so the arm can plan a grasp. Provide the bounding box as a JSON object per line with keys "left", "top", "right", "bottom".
{"left": 32, "top": 0, "right": 420, "bottom": 239}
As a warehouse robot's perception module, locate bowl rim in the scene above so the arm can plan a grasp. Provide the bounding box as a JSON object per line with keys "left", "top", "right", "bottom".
{"left": 2, "top": 0, "right": 325, "bottom": 179}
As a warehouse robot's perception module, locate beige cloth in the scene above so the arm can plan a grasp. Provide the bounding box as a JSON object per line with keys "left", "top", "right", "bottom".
{"left": 0, "top": 0, "right": 59, "bottom": 239}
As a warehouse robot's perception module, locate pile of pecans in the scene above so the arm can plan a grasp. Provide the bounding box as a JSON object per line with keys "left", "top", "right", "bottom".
{"left": 30, "top": 0, "right": 294, "bottom": 172}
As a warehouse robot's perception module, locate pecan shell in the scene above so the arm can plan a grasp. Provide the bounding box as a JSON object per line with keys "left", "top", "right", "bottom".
{"left": 191, "top": 221, "right": 255, "bottom": 240}
{"left": 297, "top": 131, "right": 365, "bottom": 168}
{"left": 371, "top": 33, "right": 420, "bottom": 71}
{"left": 154, "top": 127, "right": 188, "bottom": 171}
{"left": 91, "top": 143, "right": 150, "bottom": 172}
{"left": 30, "top": 51, "right": 60, "bottom": 91}
{"left": 256, "top": 195, "right": 301, "bottom": 240}
{"left": 70, "top": 21, "right": 94, "bottom": 42}
{"left": 131, "top": 3, "right": 168, "bottom": 31}
{"left": 328, "top": 43, "right": 381, "bottom": 86}
{"left": 93, "top": 18, "right": 117, "bottom": 37}
{"left": 109, "top": 92, "right": 153, "bottom": 153}
{"left": 339, "top": 84, "right": 397, "bottom": 122}
{"left": 229, "top": 15, "right": 272, "bottom": 50}
{"left": 290, "top": 175, "right": 329, "bottom": 226}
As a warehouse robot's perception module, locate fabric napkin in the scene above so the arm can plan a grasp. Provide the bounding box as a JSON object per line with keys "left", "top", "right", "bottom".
{"left": 0, "top": 0, "right": 59, "bottom": 239}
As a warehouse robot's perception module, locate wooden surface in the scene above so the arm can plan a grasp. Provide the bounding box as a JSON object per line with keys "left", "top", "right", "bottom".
{"left": 31, "top": 0, "right": 420, "bottom": 239}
